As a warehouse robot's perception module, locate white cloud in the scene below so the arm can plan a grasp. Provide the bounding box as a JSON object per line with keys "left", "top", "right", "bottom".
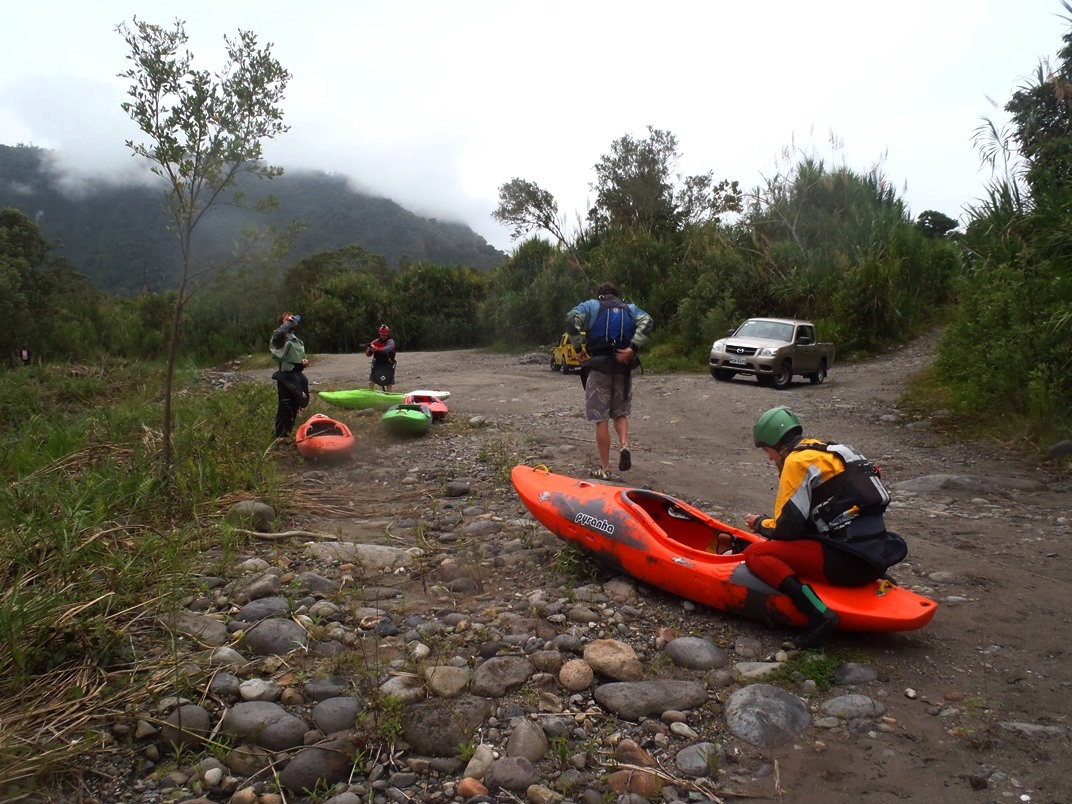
{"left": 1, "top": 0, "right": 1064, "bottom": 249}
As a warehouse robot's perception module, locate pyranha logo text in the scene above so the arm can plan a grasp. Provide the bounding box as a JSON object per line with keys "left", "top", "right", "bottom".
{"left": 575, "top": 512, "right": 614, "bottom": 535}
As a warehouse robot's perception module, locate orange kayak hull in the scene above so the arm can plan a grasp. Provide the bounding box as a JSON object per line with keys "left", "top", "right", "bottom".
{"left": 295, "top": 414, "right": 355, "bottom": 461}
{"left": 511, "top": 465, "right": 937, "bottom": 633}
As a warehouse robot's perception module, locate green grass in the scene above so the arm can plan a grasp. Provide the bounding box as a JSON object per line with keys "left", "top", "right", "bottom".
{"left": 0, "top": 360, "right": 286, "bottom": 792}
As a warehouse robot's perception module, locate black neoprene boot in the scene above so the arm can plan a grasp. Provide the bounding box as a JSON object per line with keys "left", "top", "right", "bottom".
{"left": 779, "top": 576, "right": 840, "bottom": 649}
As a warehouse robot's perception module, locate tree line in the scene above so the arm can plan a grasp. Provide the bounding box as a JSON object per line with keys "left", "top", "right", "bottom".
{"left": 5, "top": 12, "right": 1071, "bottom": 453}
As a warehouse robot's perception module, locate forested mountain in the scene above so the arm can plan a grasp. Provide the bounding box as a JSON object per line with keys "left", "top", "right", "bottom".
{"left": 0, "top": 144, "right": 506, "bottom": 296}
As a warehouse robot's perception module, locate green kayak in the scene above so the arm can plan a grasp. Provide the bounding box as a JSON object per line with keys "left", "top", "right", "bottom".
{"left": 319, "top": 389, "right": 406, "bottom": 410}
{"left": 382, "top": 403, "right": 432, "bottom": 436}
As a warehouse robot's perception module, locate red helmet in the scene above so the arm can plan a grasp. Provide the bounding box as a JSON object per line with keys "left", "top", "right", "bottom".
{"left": 379, "top": 324, "right": 390, "bottom": 336}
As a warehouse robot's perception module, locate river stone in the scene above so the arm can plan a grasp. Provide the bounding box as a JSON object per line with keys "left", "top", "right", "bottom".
{"left": 424, "top": 664, "right": 471, "bottom": 698}
{"left": 484, "top": 756, "right": 536, "bottom": 792}
{"left": 558, "top": 659, "right": 594, "bottom": 692}
{"left": 233, "top": 595, "right": 290, "bottom": 624}
{"left": 593, "top": 680, "right": 708, "bottom": 721}
{"left": 506, "top": 719, "right": 548, "bottom": 762}
{"left": 298, "top": 571, "right": 340, "bottom": 594}
{"left": 238, "top": 572, "right": 283, "bottom": 602}
{"left": 379, "top": 673, "right": 427, "bottom": 703}
{"left": 305, "top": 542, "right": 418, "bottom": 571}
{"left": 207, "top": 646, "right": 246, "bottom": 667}
{"left": 821, "top": 694, "right": 887, "bottom": 719}
{"left": 278, "top": 737, "right": 356, "bottom": 793}
{"left": 241, "top": 618, "right": 308, "bottom": 655}
{"left": 675, "top": 741, "right": 724, "bottom": 777}
{"left": 725, "top": 684, "right": 810, "bottom": 749}
{"left": 583, "top": 639, "right": 644, "bottom": 681}
{"left": 225, "top": 500, "right": 275, "bottom": 532}
{"left": 312, "top": 696, "right": 361, "bottom": 734}
{"left": 663, "top": 636, "right": 728, "bottom": 670}
{"left": 160, "top": 704, "right": 211, "bottom": 748}
{"left": 834, "top": 662, "right": 879, "bottom": 686}
{"left": 221, "top": 701, "right": 309, "bottom": 751}
{"left": 226, "top": 744, "right": 273, "bottom": 776}
{"left": 471, "top": 655, "right": 534, "bottom": 697}
{"left": 1047, "top": 439, "right": 1072, "bottom": 459}
{"left": 401, "top": 695, "right": 494, "bottom": 756}
{"left": 304, "top": 677, "right": 351, "bottom": 701}
{"left": 463, "top": 743, "right": 496, "bottom": 779}
{"left": 168, "top": 610, "right": 229, "bottom": 646}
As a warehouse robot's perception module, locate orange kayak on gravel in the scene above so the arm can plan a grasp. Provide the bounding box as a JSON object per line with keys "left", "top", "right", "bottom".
{"left": 295, "top": 414, "right": 355, "bottom": 462}
{"left": 511, "top": 464, "right": 937, "bottom": 633}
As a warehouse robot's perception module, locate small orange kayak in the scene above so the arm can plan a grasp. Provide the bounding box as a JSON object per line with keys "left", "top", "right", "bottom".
{"left": 511, "top": 465, "right": 937, "bottom": 633}
{"left": 295, "top": 414, "right": 355, "bottom": 462}
{"left": 404, "top": 393, "right": 448, "bottom": 421}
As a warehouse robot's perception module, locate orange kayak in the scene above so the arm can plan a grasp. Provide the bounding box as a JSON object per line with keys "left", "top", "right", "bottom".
{"left": 511, "top": 465, "right": 937, "bottom": 633}
{"left": 295, "top": 414, "right": 355, "bottom": 462}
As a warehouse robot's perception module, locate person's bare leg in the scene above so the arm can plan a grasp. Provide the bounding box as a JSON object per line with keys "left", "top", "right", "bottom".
{"left": 386, "top": 385, "right": 394, "bottom": 392}
{"left": 595, "top": 421, "right": 612, "bottom": 472}
{"left": 614, "top": 416, "right": 631, "bottom": 470}
{"left": 367, "top": 381, "right": 375, "bottom": 390}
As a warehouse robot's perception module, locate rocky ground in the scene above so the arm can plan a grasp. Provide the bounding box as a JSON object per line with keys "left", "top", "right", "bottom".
{"left": 72, "top": 333, "right": 1072, "bottom": 804}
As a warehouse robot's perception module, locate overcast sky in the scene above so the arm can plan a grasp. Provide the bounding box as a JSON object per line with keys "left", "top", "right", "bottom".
{"left": 1, "top": 1, "right": 1065, "bottom": 252}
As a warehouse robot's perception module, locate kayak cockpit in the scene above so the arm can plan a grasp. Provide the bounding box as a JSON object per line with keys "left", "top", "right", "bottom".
{"left": 621, "top": 489, "right": 744, "bottom": 555}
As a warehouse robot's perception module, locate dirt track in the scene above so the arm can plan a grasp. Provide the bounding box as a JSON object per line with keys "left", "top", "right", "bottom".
{"left": 249, "top": 334, "right": 1072, "bottom": 803}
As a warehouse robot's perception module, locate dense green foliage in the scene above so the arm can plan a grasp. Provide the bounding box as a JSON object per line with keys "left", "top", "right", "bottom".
{"left": 487, "top": 137, "right": 959, "bottom": 366}
{"left": 935, "top": 10, "right": 1072, "bottom": 444}
{"left": 0, "top": 144, "right": 505, "bottom": 296}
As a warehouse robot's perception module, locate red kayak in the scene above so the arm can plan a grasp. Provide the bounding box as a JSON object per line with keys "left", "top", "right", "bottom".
{"left": 511, "top": 465, "right": 937, "bottom": 633}
{"left": 404, "top": 393, "right": 448, "bottom": 421}
{"left": 295, "top": 414, "right": 355, "bottom": 462}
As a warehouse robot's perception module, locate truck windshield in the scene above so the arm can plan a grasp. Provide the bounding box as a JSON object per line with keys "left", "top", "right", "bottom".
{"left": 737, "top": 321, "right": 794, "bottom": 341}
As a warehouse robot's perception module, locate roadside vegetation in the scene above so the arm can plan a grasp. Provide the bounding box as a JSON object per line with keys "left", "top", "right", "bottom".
{"left": 0, "top": 362, "right": 283, "bottom": 790}
{"left": 1, "top": 7, "right": 1070, "bottom": 791}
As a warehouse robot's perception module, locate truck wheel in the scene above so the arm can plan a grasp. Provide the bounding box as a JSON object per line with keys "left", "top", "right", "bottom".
{"left": 808, "top": 360, "right": 827, "bottom": 384}
{"left": 711, "top": 369, "right": 736, "bottom": 382}
{"left": 551, "top": 357, "right": 561, "bottom": 372}
{"left": 771, "top": 361, "right": 792, "bottom": 390}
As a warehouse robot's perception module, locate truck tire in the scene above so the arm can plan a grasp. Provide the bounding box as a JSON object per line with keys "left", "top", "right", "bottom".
{"left": 808, "top": 359, "right": 827, "bottom": 384}
{"left": 770, "top": 361, "right": 792, "bottom": 390}
{"left": 711, "top": 369, "right": 736, "bottom": 382}
{"left": 551, "top": 357, "right": 562, "bottom": 372}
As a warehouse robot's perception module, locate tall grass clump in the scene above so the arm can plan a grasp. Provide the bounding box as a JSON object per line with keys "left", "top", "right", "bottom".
{"left": 0, "top": 361, "right": 282, "bottom": 792}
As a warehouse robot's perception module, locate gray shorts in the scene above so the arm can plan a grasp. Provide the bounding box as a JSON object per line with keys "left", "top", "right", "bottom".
{"left": 584, "top": 369, "right": 632, "bottom": 422}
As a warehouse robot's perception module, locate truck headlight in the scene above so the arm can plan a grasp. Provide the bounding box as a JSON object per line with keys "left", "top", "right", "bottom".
{"left": 712, "top": 340, "right": 726, "bottom": 352}
{"left": 759, "top": 347, "right": 778, "bottom": 357}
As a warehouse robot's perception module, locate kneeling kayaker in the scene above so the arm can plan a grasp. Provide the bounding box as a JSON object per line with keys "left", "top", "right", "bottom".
{"left": 744, "top": 406, "right": 908, "bottom": 649}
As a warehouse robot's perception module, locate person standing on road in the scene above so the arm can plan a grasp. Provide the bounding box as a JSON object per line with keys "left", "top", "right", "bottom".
{"left": 743, "top": 406, "right": 908, "bottom": 648}
{"left": 269, "top": 312, "right": 309, "bottom": 441}
{"left": 565, "top": 282, "right": 653, "bottom": 480}
{"left": 365, "top": 324, "right": 397, "bottom": 392}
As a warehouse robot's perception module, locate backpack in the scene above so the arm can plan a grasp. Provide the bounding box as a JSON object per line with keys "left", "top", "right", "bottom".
{"left": 587, "top": 298, "right": 636, "bottom": 353}
{"left": 794, "top": 442, "right": 891, "bottom": 534}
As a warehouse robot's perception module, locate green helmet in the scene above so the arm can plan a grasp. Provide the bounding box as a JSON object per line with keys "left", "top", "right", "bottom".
{"left": 753, "top": 406, "right": 802, "bottom": 449}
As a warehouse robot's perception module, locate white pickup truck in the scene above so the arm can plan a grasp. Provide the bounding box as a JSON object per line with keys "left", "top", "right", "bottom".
{"left": 709, "top": 317, "right": 834, "bottom": 389}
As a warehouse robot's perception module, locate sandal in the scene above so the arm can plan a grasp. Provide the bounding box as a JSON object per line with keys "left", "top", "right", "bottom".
{"left": 589, "top": 468, "right": 612, "bottom": 480}
{"left": 618, "top": 447, "right": 631, "bottom": 472}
